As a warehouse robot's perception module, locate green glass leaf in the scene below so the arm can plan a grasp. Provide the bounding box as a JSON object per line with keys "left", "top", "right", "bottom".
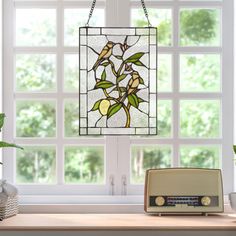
{"left": 0, "top": 141, "right": 23, "bottom": 150}
{"left": 133, "top": 61, "right": 145, "bottom": 67}
{"left": 0, "top": 113, "right": 5, "bottom": 131}
{"left": 96, "top": 81, "right": 114, "bottom": 89}
{"left": 125, "top": 52, "right": 145, "bottom": 63}
{"left": 128, "top": 94, "right": 139, "bottom": 108}
{"left": 139, "top": 77, "right": 144, "bottom": 85}
{"left": 101, "top": 62, "right": 109, "bottom": 67}
{"left": 90, "top": 100, "right": 102, "bottom": 111}
{"left": 117, "top": 74, "right": 127, "bottom": 83}
{"left": 101, "top": 69, "right": 106, "bottom": 81}
{"left": 107, "top": 103, "right": 122, "bottom": 119}
{"left": 138, "top": 97, "right": 147, "bottom": 103}
{"left": 233, "top": 145, "right": 236, "bottom": 155}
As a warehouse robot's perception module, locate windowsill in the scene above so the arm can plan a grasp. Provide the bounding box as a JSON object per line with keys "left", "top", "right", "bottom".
{"left": 0, "top": 214, "right": 236, "bottom": 231}
{"left": 18, "top": 195, "right": 234, "bottom": 214}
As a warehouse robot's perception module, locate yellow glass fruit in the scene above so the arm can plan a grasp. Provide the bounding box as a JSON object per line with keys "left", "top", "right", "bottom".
{"left": 99, "top": 99, "right": 111, "bottom": 116}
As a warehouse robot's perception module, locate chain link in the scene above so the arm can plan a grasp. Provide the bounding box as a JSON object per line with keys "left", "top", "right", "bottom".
{"left": 140, "top": 0, "right": 152, "bottom": 27}
{"left": 85, "top": 0, "right": 97, "bottom": 27}
{"left": 85, "top": 0, "right": 152, "bottom": 27}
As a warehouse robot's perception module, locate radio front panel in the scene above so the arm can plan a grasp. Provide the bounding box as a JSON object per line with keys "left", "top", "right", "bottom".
{"left": 144, "top": 168, "right": 224, "bottom": 214}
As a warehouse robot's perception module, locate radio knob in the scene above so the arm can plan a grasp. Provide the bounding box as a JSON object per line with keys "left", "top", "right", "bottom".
{"left": 201, "top": 196, "right": 211, "bottom": 206}
{"left": 155, "top": 196, "right": 165, "bottom": 206}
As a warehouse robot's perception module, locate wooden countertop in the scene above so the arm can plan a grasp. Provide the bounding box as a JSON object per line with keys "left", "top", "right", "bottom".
{"left": 0, "top": 214, "right": 236, "bottom": 231}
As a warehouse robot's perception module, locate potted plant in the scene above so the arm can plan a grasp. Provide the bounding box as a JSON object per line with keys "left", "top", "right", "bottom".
{"left": 229, "top": 146, "right": 236, "bottom": 211}
{"left": 0, "top": 113, "right": 23, "bottom": 220}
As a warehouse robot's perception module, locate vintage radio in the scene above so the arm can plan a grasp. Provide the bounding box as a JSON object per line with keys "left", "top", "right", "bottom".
{"left": 144, "top": 168, "right": 224, "bottom": 215}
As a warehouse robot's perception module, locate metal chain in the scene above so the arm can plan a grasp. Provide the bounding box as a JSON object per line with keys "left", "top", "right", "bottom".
{"left": 85, "top": 0, "right": 97, "bottom": 27}
{"left": 85, "top": 0, "right": 152, "bottom": 27}
{"left": 140, "top": 0, "right": 152, "bottom": 27}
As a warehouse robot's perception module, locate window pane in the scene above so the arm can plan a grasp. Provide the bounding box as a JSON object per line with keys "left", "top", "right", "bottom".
{"left": 64, "top": 146, "right": 104, "bottom": 184}
{"left": 16, "top": 9, "right": 56, "bottom": 46}
{"left": 16, "top": 146, "right": 56, "bottom": 184}
{"left": 180, "top": 9, "right": 220, "bottom": 46}
{"left": 16, "top": 54, "right": 56, "bottom": 92}
{"left": 131, "top": 9, "right": 172, "bottom": 46}
{"left": 158, "top": 54, "right": 172, "bottom": 92}
{"left": 158, "top": 100, "right": 172, "bottom": 137}
{"left": 131, "top": 145, "right": 172, "bottom": 184}
{"left": 64, "top": 99, "right": 79, "bottom": 137}
{"left": 64, "top": 54, "right": 79, "bottom": 92}
{"left": 180, "top": 100, "right": 220, "bottom": 138}
{"left": 16, "top": 100, "right": 56, "bottom": 137}
{"left": 180, "top": 54, "right": 221, "bottom": 92}
{"left": 64, "top": 9, "right": 105, "bottom": 46}
{"left": 180, "top": 146, "right": 220, "bottom": 168}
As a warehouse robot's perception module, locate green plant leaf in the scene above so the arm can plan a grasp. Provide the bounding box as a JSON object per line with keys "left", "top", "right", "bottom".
{"left": 233, "top": 145, "right": 236, "bottom": 154}
{"left": 125, "top": 52, "right": 145, "bottom": 63}
{"left": 0, "top": 113, "right": 5, "bottom": 131}
{"left": 0, "top": 141, "right": 23, "bottom": 150}
{"left": 90, "top": 100, "right": 102, "bottom": 111}
{"left": 117, "top": 74, "right": 127, "bottom": 83}
{"left": 107, "top": 103, "right": 122, "bottom": 119}
{"left": 128, "top": 94, "right": 139, "bottom": 108}
{"left": 101, "top": 69, "right": 106, "bottom": 81}
{"left": 96, "top": 81, "right": 114, "bottom": 89}
{"left": 101, "top": 62, "right": 109, "bottom": 67}
{"left": 0, "top": 162, "right": 2, "bottom": 165}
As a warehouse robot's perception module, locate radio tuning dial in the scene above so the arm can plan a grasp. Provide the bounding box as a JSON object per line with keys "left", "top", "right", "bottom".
{"left": 201, "top": 196, "right": 211, "bottom": 206}
{"left": 155, "top": 196, "right": 165, "bottom": 206}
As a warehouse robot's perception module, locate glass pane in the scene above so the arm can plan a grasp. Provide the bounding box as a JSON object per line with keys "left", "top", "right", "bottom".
{"left": 16, "top": 9, "right": 56, "bottom": 46}
{"left": 16, "top": 100, "right": 56, "bottom": 137}
{"left": 180, "top": 54, "right": 221, "bottom": 92}
{"left": 64, "top": 54, "right": 79, "bottom": 92}
{"left": 180, "top": 9, "right": 220, "bottom": 46}
{"left": 64, "top": 99, "right": 79, "bottom": 137}
{"left": 180, "top": 100, "right": 220, "bottom": 138}
{"left": 158, "top": 54, "right": 172, "bottom": 92}
{"left": 16, "top": 146, "right": 56, "bottom": 184}
{"left": 180, "top": 146, "right": 220, "bottom": 168}
{"left": 16, "top": 54, "right": 56, "bottom": 92}
{"left": 64, "top": 9, "right": 105, "bottom": 46}
{"left": 132, "top": 9, "right": 172, "bottom": 46}
{"left": 131, "top": 145, "right": 172, "bottom": 184}
{"left": 64, "top": 146, "right": 104, "bottom": 184}
{"left": 158, "top": 100, "right": 172, "bottom": 137}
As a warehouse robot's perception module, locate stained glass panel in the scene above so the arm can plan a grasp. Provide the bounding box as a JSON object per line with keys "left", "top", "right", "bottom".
{"left": 79, "top": 27, "right": 158, "bottom": 135}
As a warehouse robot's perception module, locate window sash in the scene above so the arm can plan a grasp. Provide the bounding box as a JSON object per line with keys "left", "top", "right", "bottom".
{"left": 2, "top": 0, "right": 234, "bottom": 201}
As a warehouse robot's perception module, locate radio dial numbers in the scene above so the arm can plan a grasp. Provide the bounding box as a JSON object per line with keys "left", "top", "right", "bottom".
{"left": 155, "top": 196, "right": 165, "bottom": 206}
{"left": 201, "top": 196, "right": 211, "bottom": 206}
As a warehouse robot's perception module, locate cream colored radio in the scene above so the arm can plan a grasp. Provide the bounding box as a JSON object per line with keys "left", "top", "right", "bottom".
{"left": 144, "top": 168, "right": 224, "bottom": 214}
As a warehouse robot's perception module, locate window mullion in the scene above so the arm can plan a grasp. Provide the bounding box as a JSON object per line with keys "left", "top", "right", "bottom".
{"left": 56, "top": 0, "right": 64, "bottom": 185}
{"left": 3, "top": 0, "right": 15, "bottom": 183}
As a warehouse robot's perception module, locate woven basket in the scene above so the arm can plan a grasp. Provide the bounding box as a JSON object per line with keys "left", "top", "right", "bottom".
{"left": 0, "top": 195, "right": 18, "bottom": 221}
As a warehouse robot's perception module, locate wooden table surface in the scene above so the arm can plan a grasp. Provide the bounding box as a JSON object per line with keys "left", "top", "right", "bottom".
{"left": 0, "top": 214, "right": 236, "bottom": 231}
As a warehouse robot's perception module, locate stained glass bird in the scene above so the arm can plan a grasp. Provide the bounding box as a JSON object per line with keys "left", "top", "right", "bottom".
{"left": 121, "top": 71, "right": 143, "bottom": 102}
{"left": 93, "top": 41, "right": 115, "bottom": 70}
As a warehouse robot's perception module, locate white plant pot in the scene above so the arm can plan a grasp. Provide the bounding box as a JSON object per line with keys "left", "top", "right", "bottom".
{"left": 229, "top": 192, "right": 236, "bottom": 211}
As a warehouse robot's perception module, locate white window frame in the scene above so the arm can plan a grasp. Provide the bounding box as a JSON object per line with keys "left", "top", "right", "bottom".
{"left": 2, "top": 0, "right": 234, "bottom": 205}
